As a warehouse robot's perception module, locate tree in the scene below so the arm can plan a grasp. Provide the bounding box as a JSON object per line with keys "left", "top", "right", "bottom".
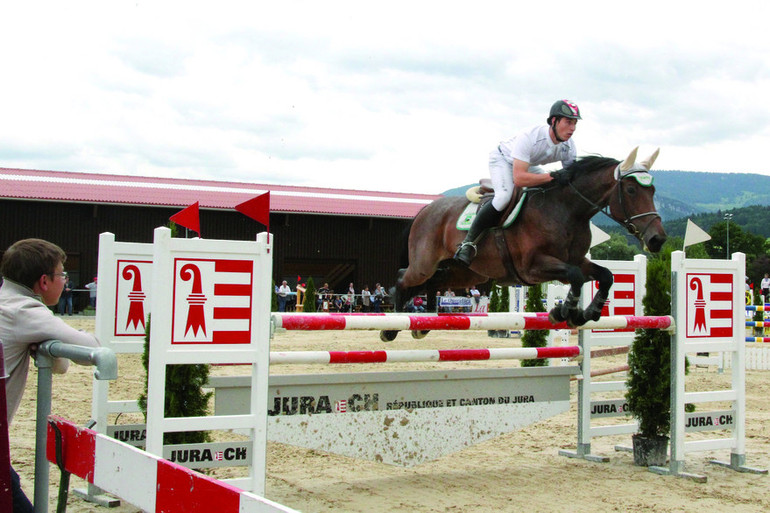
{"left": 304, "top": 277, "right": 317, "bottom": 312}
{"left": 271, "top": 279, "right": 278, "bottom": 312}
{"left": 625, "top": 242, "right": 685, "bottom": 440}
{"left": 487, "top": 281, "right": 508, "bottom": 338}
{"left": 138, "top": 315, "right": 212, "bottom": 445}
{"left": 590, "top": 232, "right": 641, "bottom": 261}
{"left": 706, "top": 221, "right": 765, "bottom": 260}
{"left": 137, "top": 221, "right": 212, "bottom": 446}
{"left": 488, "top": 281, "right": 501, "bottom": 313}
{"left": 521, "top": 284, "right": 547, "bottom": 367}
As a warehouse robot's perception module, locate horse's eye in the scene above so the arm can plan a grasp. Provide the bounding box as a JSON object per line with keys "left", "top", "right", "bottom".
{"left": 625, "top": 184, "right": 637, "bottom": 195}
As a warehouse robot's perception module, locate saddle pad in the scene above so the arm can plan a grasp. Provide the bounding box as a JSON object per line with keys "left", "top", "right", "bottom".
{"left": 455, "top": 191, "right": 528, "bottom": 231}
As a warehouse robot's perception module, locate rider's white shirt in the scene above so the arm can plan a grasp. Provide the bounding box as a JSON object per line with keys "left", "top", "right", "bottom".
{"left": 497, "top": 124, "right": 576, "bottom": 169}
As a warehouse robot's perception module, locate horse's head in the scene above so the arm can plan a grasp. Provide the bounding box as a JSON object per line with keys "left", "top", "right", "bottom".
{"left": 608, "top": 147, "right": 667, "bottom": 253}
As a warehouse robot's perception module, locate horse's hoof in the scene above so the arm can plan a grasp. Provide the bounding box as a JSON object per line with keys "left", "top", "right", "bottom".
{"left": 568, "top": 311, "right": 588, "bottom": 328}
{"left": 411, "top": 330, "right": 430, "bottom": 339}
{"left": 380, "top": 330, "right": 399, "bottom": 342}
{"left": 584, "top": 308, "right": 602, "bottom": 322}
{"left": 548, "top": 307, "right": 565, "bottom": 324}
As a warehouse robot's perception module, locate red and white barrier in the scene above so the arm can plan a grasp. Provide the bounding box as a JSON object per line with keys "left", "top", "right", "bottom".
{"left": 47, "top": 416, "right": 297, "bottom": 513}
{"left": 272, "top": 312, "right": 674, "bottom": 332}
{"left": 270, "top": 345, "right": 581, "bottom": 365}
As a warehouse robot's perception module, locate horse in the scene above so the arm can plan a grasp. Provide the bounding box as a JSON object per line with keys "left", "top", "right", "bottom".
{"left": 383, "top": 147, "right": 667, "bottom": 341}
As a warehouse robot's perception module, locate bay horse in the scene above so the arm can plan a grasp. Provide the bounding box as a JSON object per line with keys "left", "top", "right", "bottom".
{"left": 384, "top": 147, "right": 667, "bottom": 341}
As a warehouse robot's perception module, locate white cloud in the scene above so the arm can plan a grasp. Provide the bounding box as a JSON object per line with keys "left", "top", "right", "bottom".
{"left": 1, "top": 1, "right": 769, "bottom": 193}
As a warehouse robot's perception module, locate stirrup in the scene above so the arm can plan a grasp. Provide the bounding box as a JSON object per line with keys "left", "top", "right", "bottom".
{"left": 454, "top": 241, "right": 478, "bottom": 264}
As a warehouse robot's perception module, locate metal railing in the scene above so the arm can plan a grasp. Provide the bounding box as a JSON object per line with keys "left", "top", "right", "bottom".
{"left": 32, "top": 340, "right": 117, "bottom": 513}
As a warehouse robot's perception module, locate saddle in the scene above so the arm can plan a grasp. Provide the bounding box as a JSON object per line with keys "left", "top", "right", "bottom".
{"left": 456, "top": 179, "right": 531, "bottom": 285}
{"left": 456, "top": 179, "right": 527, "bottom": 231}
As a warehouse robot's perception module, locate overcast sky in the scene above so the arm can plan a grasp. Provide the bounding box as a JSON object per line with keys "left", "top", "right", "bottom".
{"left": 1, "top": 1, "right": 768, "bottom": 195}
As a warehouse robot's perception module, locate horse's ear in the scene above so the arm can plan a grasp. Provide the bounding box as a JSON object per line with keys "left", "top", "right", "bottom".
{"left": 639, "top": 148, "right": 660, "bottom": 170}
{"left": 619, "top": 146, "right": 639, "bottom": 172}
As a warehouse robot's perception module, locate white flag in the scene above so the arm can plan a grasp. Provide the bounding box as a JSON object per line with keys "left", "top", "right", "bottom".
{"left": 684, "top": 219, "right": 711, "bottom": 248}
{"left": 590, "top": 223, "right": 611, "bottom": 248}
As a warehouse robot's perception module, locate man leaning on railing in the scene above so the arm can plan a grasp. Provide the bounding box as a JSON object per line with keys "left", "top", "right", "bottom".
{"left": 0, "top": 238, "right": 101, "bottom": 512}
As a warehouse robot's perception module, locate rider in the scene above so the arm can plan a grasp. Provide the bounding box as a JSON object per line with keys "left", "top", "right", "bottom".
{"left": 454, "top": 99, "right": 581, "bottom": 266}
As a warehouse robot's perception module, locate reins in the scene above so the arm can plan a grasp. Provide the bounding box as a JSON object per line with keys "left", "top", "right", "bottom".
{"left": 567, "top": 167, "right": 661, "bottom": 244}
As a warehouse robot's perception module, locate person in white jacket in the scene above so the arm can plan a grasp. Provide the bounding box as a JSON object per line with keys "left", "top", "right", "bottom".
{"left": 0, "top": 238, "right": 100, "bottom": 512}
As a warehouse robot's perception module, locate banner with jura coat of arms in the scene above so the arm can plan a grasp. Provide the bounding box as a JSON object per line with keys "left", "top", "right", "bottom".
{"left": 171, "top": 258, "right": 254, "bottom": 344}
{"left": 684, "top": 272, "right": 734, "bottom": 339}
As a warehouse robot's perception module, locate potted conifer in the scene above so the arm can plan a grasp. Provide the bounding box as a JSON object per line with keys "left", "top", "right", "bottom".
{"left": 521, "top": 284, "right": 547, "bottom": 367}
{"left": 487, "top": 281, "right": 509, "bottom": 338}
{"left": 304, "top": 277, "right": 317, "bottom": 313}
{"left": 626, "top": 249, "right": 671, "bottom": 466}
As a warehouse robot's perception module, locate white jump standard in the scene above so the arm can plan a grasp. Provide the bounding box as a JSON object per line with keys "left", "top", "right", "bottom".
{"left": 650, "top": 252, "right": 766, "bottom": 481}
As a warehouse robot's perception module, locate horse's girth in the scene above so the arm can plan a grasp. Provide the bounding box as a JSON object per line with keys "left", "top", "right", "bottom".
{"left": 491, "top": 228, "right": 530, "bottom": 285}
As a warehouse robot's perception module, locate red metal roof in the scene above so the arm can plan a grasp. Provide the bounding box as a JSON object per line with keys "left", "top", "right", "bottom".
{"left": 0, "top": 167, "right": 440, "bottom": 219}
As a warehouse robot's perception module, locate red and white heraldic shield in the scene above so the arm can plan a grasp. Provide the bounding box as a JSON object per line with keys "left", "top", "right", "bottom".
{"left": 114, "top": 259, "right": 152, "bottom": 337}
{"left": 171, "top": 258, "right": 254, "bottom": 344}
{"left": 685, "top": 272, "right": 734, "bottom": 339}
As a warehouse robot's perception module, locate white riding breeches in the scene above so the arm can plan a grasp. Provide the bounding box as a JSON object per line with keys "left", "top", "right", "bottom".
{"left": 489, "top": 148, "right": 513, "bottom": 211}
{"left": 489, "top": 147, "right": 545, "bottom": 211}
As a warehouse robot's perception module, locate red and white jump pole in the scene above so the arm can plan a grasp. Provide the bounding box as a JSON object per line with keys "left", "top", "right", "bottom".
{"left": 270, "top": 345, "right": 582, "bottom": 365}
{"left": 272, "top": 312, "right": 674, "bottom": 332}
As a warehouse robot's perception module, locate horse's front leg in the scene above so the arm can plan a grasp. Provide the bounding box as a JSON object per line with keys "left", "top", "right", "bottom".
{"left": 548, "top": 264, "right": 587, "bottom": 327}
{"left": 583, "top": 263, "right": 613, "bottom": 322}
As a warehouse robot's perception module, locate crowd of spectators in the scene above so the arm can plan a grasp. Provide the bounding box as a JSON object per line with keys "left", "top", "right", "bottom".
{"left": 276, "top": 278, "right": 488, "bottom": 313}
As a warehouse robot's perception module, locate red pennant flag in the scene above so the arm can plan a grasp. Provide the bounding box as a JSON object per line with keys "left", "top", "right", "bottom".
{"left": 235, "top": 192, "right": 270, "bottom": 232}
{"left": 170, "top": 202, "right": 200, "bottom": 235}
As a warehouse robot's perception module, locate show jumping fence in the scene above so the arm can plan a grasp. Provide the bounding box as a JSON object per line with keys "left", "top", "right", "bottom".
{"left": 36, "top": 232, "right": 769, "bottom": 513}
{"left": 560, "top": 255, "right": 648, "bottom": 462}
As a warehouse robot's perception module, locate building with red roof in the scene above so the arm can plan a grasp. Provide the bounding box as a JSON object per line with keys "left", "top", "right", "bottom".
{"left": 0, "top": 167, "right": 442, "bottom": 307}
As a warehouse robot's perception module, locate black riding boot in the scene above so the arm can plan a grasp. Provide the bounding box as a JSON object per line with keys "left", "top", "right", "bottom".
{"left": 453, "top": 201, "right": 504, "bottom": 266}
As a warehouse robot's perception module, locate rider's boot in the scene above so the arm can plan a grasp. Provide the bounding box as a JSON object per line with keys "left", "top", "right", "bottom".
{"left": 453, "top": 201, "right": 504, "bottom": 266}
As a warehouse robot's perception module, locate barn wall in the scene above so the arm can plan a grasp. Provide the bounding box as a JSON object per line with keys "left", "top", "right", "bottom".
{"left": 0, "top": 199, "right": 410, "bottom": 295}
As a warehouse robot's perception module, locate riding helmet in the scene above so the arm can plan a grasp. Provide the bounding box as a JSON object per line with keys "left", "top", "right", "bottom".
{"left": 547, "top": 100, "right": 582, "bottom": 123}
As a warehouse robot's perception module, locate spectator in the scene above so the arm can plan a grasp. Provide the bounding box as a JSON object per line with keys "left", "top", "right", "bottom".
{"left": 346, "top": 283, "right": 356, "bottom": 313}
{"left": 317, "top": 282, "right": 331, "bottom": 311}
{"left": 761, "top": 273, "right": 770, "bottom": 301}
{"left": 0, "top": 238, "right": 101, "bottom": 512}
{"left": 361, "top": 285, "right": 371, "bottom": 312}
{"left": 470, "top": 285, "right": 481, "bottom": 305}
{"left": 409, "top": 295, "right": 426, "bottom": 313}
{"left": 333, "top": 295, "right": 344, "bottom": 312}
{"left": 373, "top": 283, "right": 385, "bottom": 312}
{"left": 277, "top": 280, "right": 291, "bottom": 312}
{"left": 85, "top": 276, "right": 98, "bottom": 308}
{"left": 58, "top": 275, "right": 74, "bottom": 315}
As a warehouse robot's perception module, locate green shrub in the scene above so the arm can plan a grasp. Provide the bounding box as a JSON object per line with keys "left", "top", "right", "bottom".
{"left": 626, "top": 249, "right": 671, "bottom": 437}
{"left": 521, "top": 285, "right": 547, "bottom": 367}
{"left": 138, "top": 319, "right": 212, "bottom": 445}
{"left": 304, "top": 277, "right": 317, "bottom": 312}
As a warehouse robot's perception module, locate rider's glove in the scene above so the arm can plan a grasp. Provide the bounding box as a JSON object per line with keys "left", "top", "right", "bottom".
{"left": 549, "top": 170, "right": 571, "bottom": 186}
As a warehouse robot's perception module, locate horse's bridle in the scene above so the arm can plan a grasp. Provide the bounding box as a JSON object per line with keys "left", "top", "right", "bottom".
{"left": 567, "top": 168, "right": 661, "bottom": 244}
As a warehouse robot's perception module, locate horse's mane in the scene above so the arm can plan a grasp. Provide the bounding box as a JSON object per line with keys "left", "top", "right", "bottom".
{"left": 565, "top": 155, "right": 621, "bottom": 176}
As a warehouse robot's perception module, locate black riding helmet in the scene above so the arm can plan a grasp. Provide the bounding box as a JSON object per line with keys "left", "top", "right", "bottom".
{"left": 547, "top": 99, "right": 581, "bottom": 124}
{"left": 547, "top": 99, "right": 581, "bottom": 142}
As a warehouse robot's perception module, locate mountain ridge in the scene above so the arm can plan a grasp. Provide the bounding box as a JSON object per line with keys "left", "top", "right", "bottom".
{"left": 441, "top": 170, "right": 770, "bottom": 229}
